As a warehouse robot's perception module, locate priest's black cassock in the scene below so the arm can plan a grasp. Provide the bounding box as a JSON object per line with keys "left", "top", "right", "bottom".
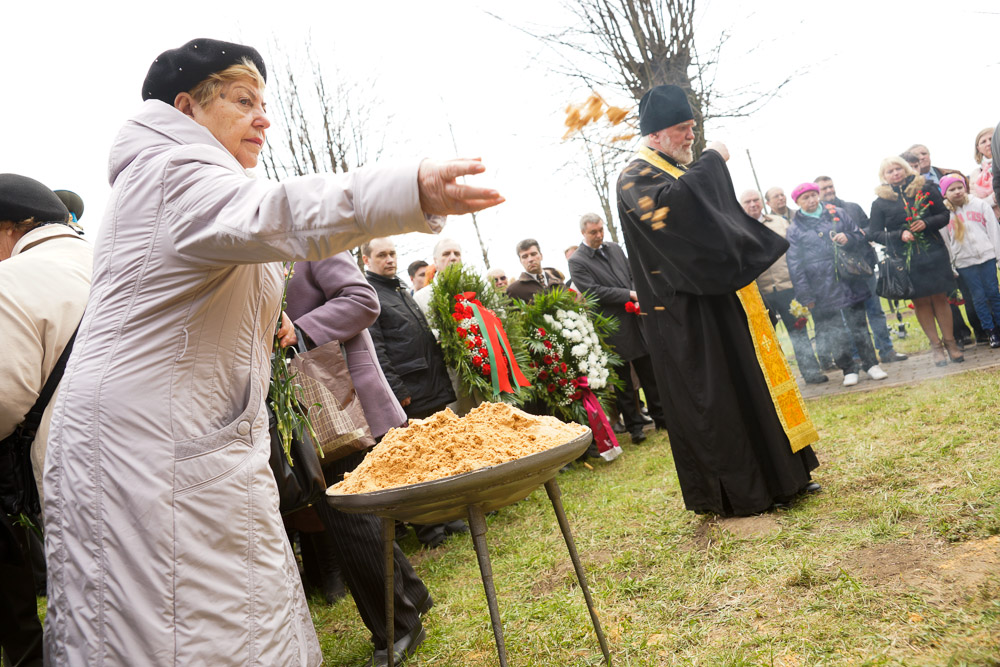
{"left": 617, "top": 146, "right": 819, "bottom": 516}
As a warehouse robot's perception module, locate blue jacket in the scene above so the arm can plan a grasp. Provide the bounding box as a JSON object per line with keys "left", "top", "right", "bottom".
{"left": 786, "top": 204, "right": 871, "bottom": 312}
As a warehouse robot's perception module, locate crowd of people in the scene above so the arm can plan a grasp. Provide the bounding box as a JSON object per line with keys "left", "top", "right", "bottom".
{"left": 2, "top": 34, "right": 997, "bottom": 667}
{"left": 740, "top": 134, "right": 1000, "bottom": 387}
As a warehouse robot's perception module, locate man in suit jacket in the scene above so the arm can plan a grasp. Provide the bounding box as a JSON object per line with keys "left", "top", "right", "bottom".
{"left": 506, "top": 238, "right": 561, "bottom": 303}
{"left": 568, "top": 213, "right": 666, "bottom": 443}
{"left": 285, "top": 251, "right": 432, "bottom": 664}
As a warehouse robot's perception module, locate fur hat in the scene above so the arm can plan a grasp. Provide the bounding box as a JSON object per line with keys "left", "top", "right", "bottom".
{"left": 142, "top": 38, "right": 267, "bottom": 104}
{"left": 791, "top": 182, "right": 820, "bottom": 203}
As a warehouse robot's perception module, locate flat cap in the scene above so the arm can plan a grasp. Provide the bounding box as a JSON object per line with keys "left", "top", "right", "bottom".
{"left": 142, "top": 38, "right": 267, "bottom": 104}
{"left": 638, "top": 84, "right": 694, "bottom": 136}
{"left": 54, "top": 190, "right": 84, "bottom": 222}
{"left": 0, "top": 174, "right": 69, "bottom": 224}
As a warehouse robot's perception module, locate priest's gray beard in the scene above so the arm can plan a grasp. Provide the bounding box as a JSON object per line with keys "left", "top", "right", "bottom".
{"left": 665, "top": 139, "right": 694, "bottom": 166}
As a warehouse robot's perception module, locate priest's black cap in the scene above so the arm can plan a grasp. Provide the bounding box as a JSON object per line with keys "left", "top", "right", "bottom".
{"left": 0, "top": 174, "right": 69, "bottom": 224}
{"left": 142, "top": 38, "right": 267, "bottom": 104}
{"left": 54, "top": 190, "right": 84, "bottom": 221}
{"left": 638, "top": 85, "right": 694, "bottom": 136}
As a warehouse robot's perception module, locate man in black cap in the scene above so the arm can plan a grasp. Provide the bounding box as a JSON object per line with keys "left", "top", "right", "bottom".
{"left": 0, "top": 174, "right": 91, "bottom": 667}
{"left": 615, "top": 85, "right": 821, "bottom": 517}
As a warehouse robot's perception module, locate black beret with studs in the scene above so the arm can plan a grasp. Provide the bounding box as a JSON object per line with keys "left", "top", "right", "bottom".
{"left": 141, "top": 38, "right": 267, "bottom": 104}
{"left": 0, "top": 174, "right": 69, "bottom": 224}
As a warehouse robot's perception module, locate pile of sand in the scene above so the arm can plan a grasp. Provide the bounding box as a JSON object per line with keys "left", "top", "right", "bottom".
{"left": 331, "top": 402, "right": 587, "bottom": 494}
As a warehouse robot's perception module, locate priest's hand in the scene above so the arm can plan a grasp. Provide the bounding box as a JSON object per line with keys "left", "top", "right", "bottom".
{"left": 418, "top": 159, "right": 505, "bottom": 216}
{"left": 901, "top": 230, "right": 916, "bottom": 243}
{"left": 705, "top": 141, "right": 730, "bottom": 161}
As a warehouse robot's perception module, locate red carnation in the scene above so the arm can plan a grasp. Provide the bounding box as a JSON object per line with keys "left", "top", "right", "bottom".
{"left": 558, "top": 378, "right": 568, "bottom": 386}
{"left": 457, "top": 326, "right": 467, "bottom": 338}
{"left": 547, "top": 383, "right": 556, "bottom": 393}
{"left": 539, "top": 370, "right": 549, "bottom": 380}
{"left": 482, "top": 363, "right": 491, "bottom": 374}
{"left": 478, "top": 347, "right": 488, "bottom": 358}
{"left": 543, "top": 354, "right": 553, "bottom": 365}
{"left": 560, "top": 362, "right": 567, "bottom": 373}
{"left": 474, "top": 335, "right": 483, "bottom": 347}
{"left": 543, "top": 340, "right": 553, "bottom": 349}
{"left": 452, "top": 313, "right": 464, "bottom": 322}
{"left": 454, "top": 294, "right": 465, "bottom": 301}
{"left": 537, "top": 327, "right": 546, "bottom": 336}
{"left": 471, "top": 324, "right": 481, "bottom": 335}
{"left": 472, "top": 355, "right": 482, "bottom": 366}
{"left": 569, "top": 391, "right": 582, "bottom": 400}
{"left": 466, "top": 340, "right": 475, "bottom": 349}
{"left": 552, "top": 353, "right": 560, "bottom": 362}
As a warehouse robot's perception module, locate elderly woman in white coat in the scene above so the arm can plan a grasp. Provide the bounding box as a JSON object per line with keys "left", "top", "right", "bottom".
{"left": 42, "top": 38, "right": 503, "bottom": 667}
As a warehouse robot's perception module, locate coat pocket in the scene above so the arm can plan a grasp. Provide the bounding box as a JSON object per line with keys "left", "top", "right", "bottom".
{"left": 174, "top": 390, "right": 262, "bottom": 495}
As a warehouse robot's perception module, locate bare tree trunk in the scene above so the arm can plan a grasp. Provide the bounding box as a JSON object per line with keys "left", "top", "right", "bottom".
{"left": 445, "top": 119, "right": 491, "bottom": 269}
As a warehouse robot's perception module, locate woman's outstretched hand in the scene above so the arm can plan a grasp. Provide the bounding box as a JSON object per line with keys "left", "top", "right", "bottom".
{"left": 418, "top": 159, "right": 505, "bottom": 216}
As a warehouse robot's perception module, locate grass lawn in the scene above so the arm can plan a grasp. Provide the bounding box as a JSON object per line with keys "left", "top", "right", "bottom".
{"left": 310, "top": 365, "right": 1000, "bottom": 666}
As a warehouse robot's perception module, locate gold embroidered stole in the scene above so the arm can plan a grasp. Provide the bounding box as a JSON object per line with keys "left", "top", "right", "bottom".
{"left": 635, "top": 147, "right": 819, "bottom": 453}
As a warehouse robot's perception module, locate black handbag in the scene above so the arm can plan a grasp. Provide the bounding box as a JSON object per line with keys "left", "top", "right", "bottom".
{"left": 834, "top": 245, "right": 874, "bottom": 279}
{"left": 267, "top": 404, "right": 327, "bottom": 516}
{"left": 876, "top": 238, "right": 915, "bottom": 299}
{"left": 0, "top": 330, "right": 77, "bottom": 517}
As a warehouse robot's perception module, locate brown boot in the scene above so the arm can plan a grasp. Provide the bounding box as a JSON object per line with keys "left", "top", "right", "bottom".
{"left": 943, "top": 338, "right": 965, "bottom": 363}
{"left": 932, "top": 341, "right": 948, "bottom": 367}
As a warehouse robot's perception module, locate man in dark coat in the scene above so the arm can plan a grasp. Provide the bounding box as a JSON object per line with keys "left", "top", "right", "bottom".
{"left": 506, "top": 238, "right": 561, "bottom": 303}
{"left": 615, "top": 84, "right": 820, "bottom": 516}
{"left": 364, "top": 238, "right": 456, "bottom": 419}
{"left": 816, "top": 176, "right": 907, "bottom": 364}
{"left": 568, "top": 213, "right": 666, "bottom": 443}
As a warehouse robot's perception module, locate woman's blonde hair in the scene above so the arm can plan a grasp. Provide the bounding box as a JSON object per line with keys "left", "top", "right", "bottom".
{"left": 188, "top": 58, "right": 265, "bottom": 108}
{"left": 974, "top": 127, "right": 993, "bottom": 164}
{"left": 878, "top": 155, "right": 916, "bottom": 184}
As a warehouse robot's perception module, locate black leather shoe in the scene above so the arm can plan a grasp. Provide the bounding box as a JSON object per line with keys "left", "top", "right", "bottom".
{"left": 880, "top": 351, "right": 908, "bottom": 363}
{"left": 630, "top": 429, "right": 647, "bottom": 444}
{"left": 412, "top": 592, "right": 433, "bottom": 617}
{"left": 611, "top": 421, "right": 627, "bottom": 434}
{"left": 802, "top": 482, "right": 822, "bottom": 494}
{"left": 640, "top": 414, "right": 654, "bottom": 424}
{"left": 443, "top": 520, "right": 468, "bottom": 536}
{"left": 366, "top": 621, "right": 426, "bottom": 667}
{"left": 804, "top": 374, "right": 829, "bottom": 384}
{"left": 653, "top": 420, "right": 668, "bottom": 431}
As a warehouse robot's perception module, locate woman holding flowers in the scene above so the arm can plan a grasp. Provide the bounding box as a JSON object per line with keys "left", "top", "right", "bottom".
{"left": 869, "top": 156, "right": 959, "bottom": 365}
{"left": 786, "top": 183, "right": 886, "bottom": 387}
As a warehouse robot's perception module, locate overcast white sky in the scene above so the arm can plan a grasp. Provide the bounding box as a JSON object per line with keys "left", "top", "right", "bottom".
{"left": 5, "top": 0, "right": 1000, "bottom": 284}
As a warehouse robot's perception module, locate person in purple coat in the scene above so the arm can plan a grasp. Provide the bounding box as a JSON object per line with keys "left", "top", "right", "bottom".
{"left": 285, "top": 251, "right": 431, "bottom": 667}
{"left": 786, "top": 183, "right": 888, "bottom": 388}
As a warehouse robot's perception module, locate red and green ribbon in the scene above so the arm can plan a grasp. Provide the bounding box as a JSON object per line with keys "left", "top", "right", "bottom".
{"left": 460, "top": 292, "right": 529, "bottom": 395}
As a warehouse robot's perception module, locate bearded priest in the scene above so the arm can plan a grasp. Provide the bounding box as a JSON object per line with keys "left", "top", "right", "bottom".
{"left": 615, "top": 84, "right": 821, "bottom": 517}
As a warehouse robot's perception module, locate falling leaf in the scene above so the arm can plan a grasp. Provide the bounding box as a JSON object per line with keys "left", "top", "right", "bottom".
{"left": 606, "top": 106, "right": 629, "bottom": 125}
{"left": 638, "top": 196, "right": 654, "bottom": 210}
{"left": 640, "top": 212, "right": 653, "bottom": 221}
{"left": 652, "top": 206, "right": 669, "bottom": 221}
{"left": 622, "top": 182, "right": 635, "bottom": 191}
{"left": 640, "top": 167, "right": 652, "bottom": 176}
{"left": 651, "top": 221, "right": 666, "bottom": 230}
{"left": 610, "top": 132, "right": 637, "bottom": 143}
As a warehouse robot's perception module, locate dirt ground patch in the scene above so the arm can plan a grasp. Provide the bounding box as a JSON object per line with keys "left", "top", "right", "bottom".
{"left": 841, "top": 535, "right": 1000, "bottom": 605}
{"left": 689, "top": 514, "right": 782, "bottom": 549}
{"left": 529, "top": 547, "right": 615, "bottom": 597}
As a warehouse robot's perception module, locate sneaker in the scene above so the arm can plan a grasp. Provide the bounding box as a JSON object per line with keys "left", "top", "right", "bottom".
{"left": 880, "top": 351, "right": 908, "bottom": 363}
{"left": 991, "top": 330, "right": 1000, "bottom": 349}
{"left": 866, "top": 365, "right": 888, "bottom": 380}
{"left": 842, "top": 373, "right": 859, "bottom": 387}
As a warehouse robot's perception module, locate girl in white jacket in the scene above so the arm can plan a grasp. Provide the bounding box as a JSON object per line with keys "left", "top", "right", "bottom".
{"left": 939, "top": 175, "right": 1000, "bottom": 348}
